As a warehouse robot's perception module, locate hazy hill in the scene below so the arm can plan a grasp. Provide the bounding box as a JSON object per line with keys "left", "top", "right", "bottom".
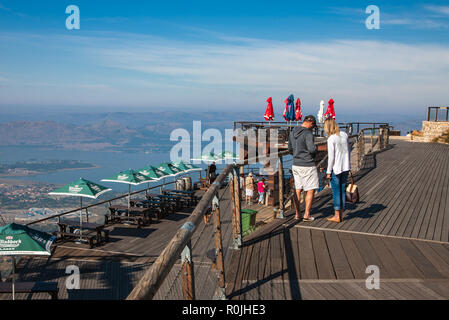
{"left": 0, "top": 111, "right": 421, "bottom": 151}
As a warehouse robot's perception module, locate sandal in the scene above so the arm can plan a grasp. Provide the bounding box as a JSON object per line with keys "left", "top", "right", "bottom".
{"left": 303, "top": 216, "right": 315, "bottom": 222}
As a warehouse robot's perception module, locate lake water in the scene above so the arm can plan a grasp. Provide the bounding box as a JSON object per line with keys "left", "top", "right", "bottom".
{"left": 0, "top": 146, "right": 211, "bottom": 192}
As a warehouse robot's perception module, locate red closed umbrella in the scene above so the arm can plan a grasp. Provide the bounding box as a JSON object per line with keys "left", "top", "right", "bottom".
{"left": 295, "top": 98, "right": 303, "bottom": 122}
{"left": 264, "top": 97, "right": 274, "bottom": 121}
{"left": 324, "top": 98, "right": 336, "bottom": 120}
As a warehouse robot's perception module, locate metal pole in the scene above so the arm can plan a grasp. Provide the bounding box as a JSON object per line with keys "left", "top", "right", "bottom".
{"left": 212, "top": 195, "right": 226, "bottom": 300}
{"left": 12, "top": 256, "right": 15, "bottom": 300}
{"left": 435, "top": 108, "right": 438, "bottom": 122}
{"left": 278, "top": 156, "right": 285, "bottom": 219}
{"left": 181, "top": 240, "right": 195, "bottom": 300}
{"left": 79, "top": 197, "right": 83, "bottom": 242}
{"left": 128, "top": 185, "right": 131, "bottom": 224}
{"left": 427, "top": 107, "right": 431, "bottom": 121}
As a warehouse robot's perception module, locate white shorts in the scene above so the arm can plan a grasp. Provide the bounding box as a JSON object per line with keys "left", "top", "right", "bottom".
{"left": 292, "top": 165, "right": 319, "bottom": 191}
{"left": 246, "top": 189, "right": 254, "bottom": 197}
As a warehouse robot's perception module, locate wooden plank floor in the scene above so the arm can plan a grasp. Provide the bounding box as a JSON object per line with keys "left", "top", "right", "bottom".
{"left": 225, "top": 226, "right": 449, "bottom": 300}
{"left": 3, "top": 140, "right": 448, "bottom": 300}
{"left": 294, "top": 140, "right": 449, "bottom": 242}
{"left": 1, "top": 188, "right": 239, "bottom": 300}
{"left": 225, "top": 140, "right": 449, "bottom": 300}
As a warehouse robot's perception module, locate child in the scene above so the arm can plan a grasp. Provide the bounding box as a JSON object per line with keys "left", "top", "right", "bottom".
{"left": 257, "top": 178, "right": 266, "bottom": 205}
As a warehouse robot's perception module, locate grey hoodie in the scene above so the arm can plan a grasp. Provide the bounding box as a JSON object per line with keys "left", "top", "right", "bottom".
{"left": 288, "top": 126, "right": 317, "bottom": 167}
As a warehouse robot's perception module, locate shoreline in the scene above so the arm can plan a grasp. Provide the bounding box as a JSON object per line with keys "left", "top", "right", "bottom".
{"left": 0, "top": 164, "right": 101, "bottom": 180}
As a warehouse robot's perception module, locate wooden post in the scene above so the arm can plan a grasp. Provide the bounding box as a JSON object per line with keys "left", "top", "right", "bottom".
{"left": 427, "top": 107, "right": 431, "bottom": 121}
{"left": 212, "top": 195, "right": 226, "bottom": 300}
{"left": 126, "top": 165, "right": 233, "bottom": 300}
{"left": 278, "top": 156, "right": 285, "bottom": 219}
{"left": 181, "top": 240, "right": 195, "bottom": 300}
{"left": 435, "top": 108, "right": 438, "bottom": 122}
{"left": 229, "top": 168, "right": 242, "bottom": 249}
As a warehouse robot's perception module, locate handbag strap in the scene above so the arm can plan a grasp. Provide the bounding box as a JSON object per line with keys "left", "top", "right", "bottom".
{"left": 349, "top": 171, "right": 355, "bottom": 185}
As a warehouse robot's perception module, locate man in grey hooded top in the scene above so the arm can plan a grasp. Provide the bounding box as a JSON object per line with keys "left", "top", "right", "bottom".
{"left": 288, "top": 115, "right": 319, "bottom": 221}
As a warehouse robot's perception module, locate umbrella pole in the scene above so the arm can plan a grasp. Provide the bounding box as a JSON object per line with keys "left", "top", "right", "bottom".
{"left": 128, "top": 185, "right": 131, "bottom": 223}
{"left": 80, "top": 197, "right": 83, "bottom": 242}
{"left": 12, "top": 256, "right": 15, "bottom": 301}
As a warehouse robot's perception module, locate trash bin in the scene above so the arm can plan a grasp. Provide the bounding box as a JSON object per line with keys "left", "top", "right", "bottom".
{"left": 241, "top": 209, "right": 257, "bottom": 236}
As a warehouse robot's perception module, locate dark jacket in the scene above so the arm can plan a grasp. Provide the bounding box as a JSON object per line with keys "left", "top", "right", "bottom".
{"left": 288, "top": 126, "right": 317, "bottom": 167}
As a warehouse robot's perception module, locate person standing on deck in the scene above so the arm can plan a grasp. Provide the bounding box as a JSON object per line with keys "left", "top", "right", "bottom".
{"left": 288, "top": 115, "right": 319, "bottom": 221}
{"left": 245, "top": 173, "right": 255, "bottom": 204}
{"left": 208, "top": 162, "right": 217, "bottom": 183}
{"left": 240, "top": 173, "right": 246, "bottom": 200}
{"left": 324, "top": 118, "right": 351, "bottom": 223}
{"left": 257, "top": 178, "right": 267, "bottom": 205}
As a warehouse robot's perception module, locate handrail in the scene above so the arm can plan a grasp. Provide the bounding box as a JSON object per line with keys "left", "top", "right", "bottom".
{"left": 126, "top": 122, "right": 391, "bottom": 300}
{"left": 126, "top": 164, "right": 234, "bottom": 300}
{"left": 26, "top": 180, "right": 182, "bottom": 226}
{"left": 427, "top": 106, "right": 449, "bottom": 122}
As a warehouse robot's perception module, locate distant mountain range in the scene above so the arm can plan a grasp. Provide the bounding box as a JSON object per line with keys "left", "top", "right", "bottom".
{"left": 0, "top": 111, "right": 422, "bottom": 151}
{"left": 0, "top": 112, "right": 261, "bottom": 151}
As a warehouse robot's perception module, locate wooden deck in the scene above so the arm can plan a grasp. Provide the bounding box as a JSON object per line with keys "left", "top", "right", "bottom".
{"left": 225, "top": 139, "right": 449, "bottom": 300}
{"left": 2, "top": 139, "right": 448, "bottom": 300}
{"left": 297, "top": 139, "right": 449, "bottom": 242}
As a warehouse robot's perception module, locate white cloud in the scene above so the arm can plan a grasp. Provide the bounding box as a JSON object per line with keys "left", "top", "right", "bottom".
{"left": 425, "top": 5, "right": 449, "bottom": 16}
{"left": 1, "top": 31, "right": 449, "bottom": 113}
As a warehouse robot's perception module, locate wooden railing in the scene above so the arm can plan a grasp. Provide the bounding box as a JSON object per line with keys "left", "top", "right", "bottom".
{"left": 127, "top": 122, "right": 392, "bottom": 300}
{"left": 427, "top": 107, "right": 449, "bottom": 122}
{"left": 26, "top": 180, "right": 184, "bottom": 227}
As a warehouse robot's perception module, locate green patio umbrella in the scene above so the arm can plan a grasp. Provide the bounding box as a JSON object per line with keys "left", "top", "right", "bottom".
{"left": 218, "top": 151, "right": 239, "bottom": 161}
{"left": 171, "top": 161, "right": 203, "bottom": 184}
{"left": 155, "top": 163, "right": 184, "bottom": 192}
{"left": 156, "top": 163, "right": 183, "bottom": 176}
{"left": 191, "top": 152, "right": 219, "bottom": 163}
{"left": 137, "top": 165, "right": 167, "bottom": 180}
{"left": 137, "top": 165, "right": 168, "bottom": 196}
{"left": 102, "top": 170, "right": 154, "bottom": 224}
{"left": 0, "top": 223, "right": 55, "bottom": 300}
{"left": 49, "top": 178, "right": 111, "bottom": 242}
{"left": 171, "top": 161, "right": 202, "bottom": 173}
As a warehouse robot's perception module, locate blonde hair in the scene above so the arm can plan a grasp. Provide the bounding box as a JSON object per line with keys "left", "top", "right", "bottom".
{"left": 324, "top": 119, "right": 340, "bottom": 136}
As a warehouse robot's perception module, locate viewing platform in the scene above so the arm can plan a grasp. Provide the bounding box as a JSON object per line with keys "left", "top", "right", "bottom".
{"left": 1, "top": 123, "right": 448, "bottom": 300}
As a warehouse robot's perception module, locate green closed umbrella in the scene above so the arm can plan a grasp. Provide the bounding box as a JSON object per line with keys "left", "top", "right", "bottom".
{"left": 102, "top": 170, "right": 154, "bottom": 224}
{"left": 49, "top": 178, "right": 111, "bottom": 242}
{"left": 0, "top": 223, "right": 55, "bottom": 300}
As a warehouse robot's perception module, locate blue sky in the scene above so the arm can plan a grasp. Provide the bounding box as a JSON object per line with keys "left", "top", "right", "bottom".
{"left": 1, "top": 0, "right": 449, "bottom": 117}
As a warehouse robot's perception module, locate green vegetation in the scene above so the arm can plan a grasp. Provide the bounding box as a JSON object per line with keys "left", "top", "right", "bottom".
{"left": 0, "top": 160, "right": 95, "bottom": 176}
{"left": 432, "top": 129, "right": 449, "bottom": 144}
